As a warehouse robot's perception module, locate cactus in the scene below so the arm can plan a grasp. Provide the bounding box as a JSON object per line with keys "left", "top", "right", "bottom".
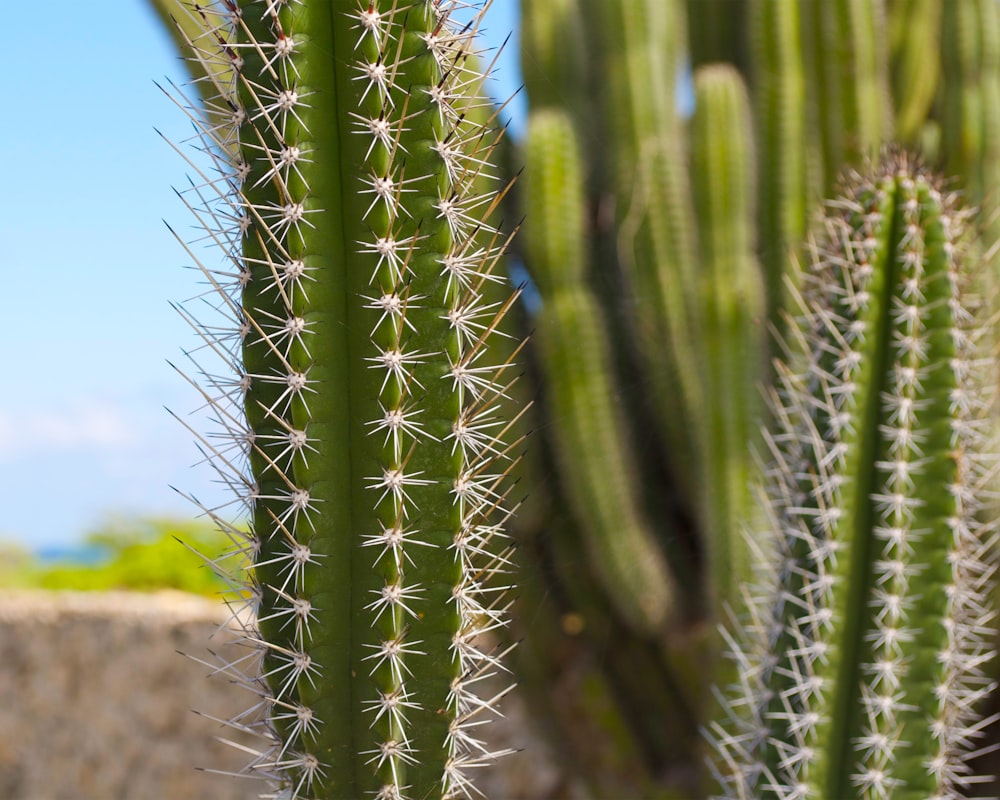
{"left": 520, "top": 0, "right": 684, "bottom": 637}
{"left": 166, "top": 1, "right": 520, "bottom": 798}
{"left": 510, "top": 0, "right": 1000, "bottom": 795}
{"left": 708, "top": 155, "right": 999, "bottom": 799}
{"left": 689, "top": 64, "right": 766, "bottom": 626}
{"left": 154, "top": 0, "right": 1000, "bottom": 797}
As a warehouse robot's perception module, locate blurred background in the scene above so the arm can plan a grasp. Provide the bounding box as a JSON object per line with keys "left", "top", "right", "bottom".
{"left": 0, "top": 0, "right": 524, "bottom": 579}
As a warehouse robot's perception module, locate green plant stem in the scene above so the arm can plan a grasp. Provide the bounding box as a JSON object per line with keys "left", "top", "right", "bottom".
{"left": 690, "top": 64, "right": 765, "bottom": 621}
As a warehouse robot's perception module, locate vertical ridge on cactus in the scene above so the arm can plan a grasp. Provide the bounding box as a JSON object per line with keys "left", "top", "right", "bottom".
{"left": 166, "top": 1, "right": 521, "bottom": 797}
{"left": 580, "top": 0, "right": 705, "bottom": 514}
{"left": 750, "top": 0, "right": 811, "bottom": 323}
{"left": 804, "top": 0, "right": 892, "bottom": 190}
{"left": 708, "top": 154, "right": 999, "bottom": 800}
{"left": 887, "top": 0, "right": 940, "bottom": 144}
{"left": 940, "top": 0, "right": 1000, "bottom": 290}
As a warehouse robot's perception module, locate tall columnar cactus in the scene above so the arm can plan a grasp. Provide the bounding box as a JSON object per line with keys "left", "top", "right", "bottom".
{"left": 168, "top": 1, "right": 519, "bottom": 798}
{"left": 520, "top": 0, "right": 682, "bottom": 637}
{"left": 708, "top": 156, "right": 999, "bottom": 799}
{"left": 689, "top": 64, "right": 765, "bottom": 623}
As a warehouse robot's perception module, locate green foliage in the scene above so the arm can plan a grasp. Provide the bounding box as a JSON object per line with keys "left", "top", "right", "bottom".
{"left": 0, "top": 517, "right": 237, "bottom": 595}
{"left": 0, "top": 541, "right": 40, "bottom": 590}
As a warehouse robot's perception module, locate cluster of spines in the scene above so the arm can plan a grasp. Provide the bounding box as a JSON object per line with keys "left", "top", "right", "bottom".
{"left": 707, "top": 156, "right": 998, "bottom": 799}
{"left": 166, "top": 1, "right": 520, "bottom": 798}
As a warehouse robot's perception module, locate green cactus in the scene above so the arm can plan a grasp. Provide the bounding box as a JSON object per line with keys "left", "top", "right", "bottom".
{"left": 520, "top": 0, "right": 683, "bottom": 638}
{"left": 166, "top": 2, "right": 520, "bottom": 798}
{"left": 708, "top": 155, "right": 998, "bottom": 799}
{"left": 155, "top": 0, "right": 1000, "bottom": 797}
{"left": 689, "top": 64, "right": 766, "bottom": 626}
{"left": 749, "top": 0, "right": 813, "bottom": 319}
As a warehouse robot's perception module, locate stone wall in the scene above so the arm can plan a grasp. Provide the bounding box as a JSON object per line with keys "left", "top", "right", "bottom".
{"left": 0, "top": 590, "right": 573, "bottom": 800}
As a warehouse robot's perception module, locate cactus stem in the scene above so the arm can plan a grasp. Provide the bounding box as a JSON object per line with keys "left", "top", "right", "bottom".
{"left": 709, "top": 154, "right": 999, "bottom": 800}
{"left": 166, "top": 1, "right": 522, "bottom": 797}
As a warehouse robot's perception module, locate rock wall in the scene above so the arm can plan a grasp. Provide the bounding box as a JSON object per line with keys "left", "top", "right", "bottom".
{"left": 0, "top": 591, "right": 573, "bottom": 800}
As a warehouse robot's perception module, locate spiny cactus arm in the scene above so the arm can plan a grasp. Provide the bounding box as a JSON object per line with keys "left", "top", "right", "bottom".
{"left": 689, "top": 64, "right": 765, "bottom": 623}
{"left": 887, "top": 0, "right": 942, "bottom": 144}
{"left": 519, "top": 0, "right": 588, "bottom": 298}
{"left": 520, "top": 0, "right": 682, "bottom": 635}
{"left": 777, "top": 172, "right": 906, "bottom": 800}
{"left": 521, "top": 109, "right": 711, "bottom": 787}
{"left": 710, "top": 157, "right": 998, "bottom": 799}
{"left": 234, "top": 3, "right": 357, "bottom": 791}
{"left": 169, "top": 2, "right": 520, "bottom": 797}
{"left": 803, "top": 166, "right": 995, "bottom": 800}
{"left": 803, "top": 0, "right": 892, "bottom": 189}
{"left": 579, "top": 0, "right": 704, "bottom": 513}
{"left": 749, "top": 0, "right": 813, "bottom": 325}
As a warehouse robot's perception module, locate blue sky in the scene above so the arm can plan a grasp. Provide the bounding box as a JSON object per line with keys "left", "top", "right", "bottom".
{"left": 0, "top": 1, "right": 523, "bottom": 551}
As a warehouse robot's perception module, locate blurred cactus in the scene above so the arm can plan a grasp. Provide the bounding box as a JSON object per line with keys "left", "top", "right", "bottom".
{"left": 154, "top": 0, "right": 1000, "bottom": 797}
{"left": 514, "top": 0, "right": 1000, "bottom": 797}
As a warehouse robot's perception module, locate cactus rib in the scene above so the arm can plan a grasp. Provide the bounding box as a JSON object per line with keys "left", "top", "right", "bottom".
{"left": 749, "top": 0, "right": 812, "bottom": 323}
{"left": 804, "top": 0, "right": 892, "bottom": 189}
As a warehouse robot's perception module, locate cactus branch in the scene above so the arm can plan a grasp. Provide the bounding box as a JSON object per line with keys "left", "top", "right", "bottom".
{"left": 710, "top": 154, "right": 999, "bottom": 800}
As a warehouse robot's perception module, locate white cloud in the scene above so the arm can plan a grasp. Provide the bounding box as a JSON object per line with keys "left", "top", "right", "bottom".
{"left": 0, "top": 401, "right": 138, "bottom": 461}
{"left": 0, "top": 395, "right": 237, "bottom": 548}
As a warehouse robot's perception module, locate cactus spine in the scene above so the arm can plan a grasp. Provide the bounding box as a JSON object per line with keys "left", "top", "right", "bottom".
{"left": 169, "top": 1, "right": 519, "bottom": 797}
{"left": 710, "top": 157, "right": 998, "bottom": 799}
